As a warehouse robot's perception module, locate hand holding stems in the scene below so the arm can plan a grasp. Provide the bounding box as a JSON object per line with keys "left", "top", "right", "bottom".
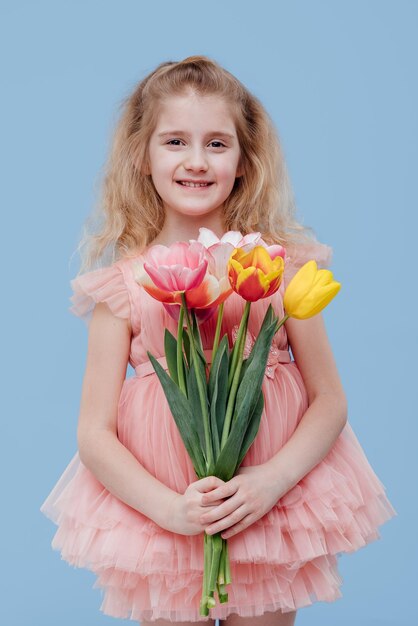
{"left": 199, "top": 463, "right": 288, "bottom": 539}
{"left": 166, "top": 475, "right": 227, "bottom": 536}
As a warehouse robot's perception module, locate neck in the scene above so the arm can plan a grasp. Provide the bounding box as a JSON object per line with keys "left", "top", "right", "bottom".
{"left": 151, "top": 208, "right": 227, "bottom": 246}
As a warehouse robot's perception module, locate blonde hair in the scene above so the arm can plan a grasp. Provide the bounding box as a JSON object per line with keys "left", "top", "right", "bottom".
{"left": 75, "top": 55, "right": 319, "bottom": 272}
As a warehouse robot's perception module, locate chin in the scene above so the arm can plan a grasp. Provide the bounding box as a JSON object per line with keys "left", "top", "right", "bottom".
{"left": 173, "top": 206, "right": 222, "bottom": 218}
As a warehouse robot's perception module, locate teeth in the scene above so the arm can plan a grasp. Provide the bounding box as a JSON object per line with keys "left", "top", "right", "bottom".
{"left": 179, "top": 181, "right": 210, "bottom": 187}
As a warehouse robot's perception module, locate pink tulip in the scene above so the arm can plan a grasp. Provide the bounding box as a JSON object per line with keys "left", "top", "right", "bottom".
{"left": 134, "top": 232, "right": 239, "bottom": 312}
{"left": 133, "top": 241, "right": 209, "bottom": 305}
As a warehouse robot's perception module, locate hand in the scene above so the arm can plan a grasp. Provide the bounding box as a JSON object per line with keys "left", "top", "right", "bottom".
{"left": 199, "top": 464, "right": 286, "bottom": 539}
{"left": 166, "top": 476, "right": 227, "bottom": 536}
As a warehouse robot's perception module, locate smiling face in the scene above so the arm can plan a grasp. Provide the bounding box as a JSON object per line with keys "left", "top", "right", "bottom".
{"left": 146, "top": 92, "right": 243, "bottom": 223}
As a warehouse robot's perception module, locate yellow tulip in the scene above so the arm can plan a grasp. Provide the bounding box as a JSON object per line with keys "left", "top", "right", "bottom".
{"left": 228, "top": 245, "right": 285, "bottom": 302}
{"left": 283, "top": 260, "right": 341, "bottom": 319}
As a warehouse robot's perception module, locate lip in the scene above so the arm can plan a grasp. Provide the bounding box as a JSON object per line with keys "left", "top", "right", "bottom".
{"left": 176, "top": 180, "right": 214, "bottom": 191}
{"left": 176, "top": 179, "right": 214, "bottom": 184}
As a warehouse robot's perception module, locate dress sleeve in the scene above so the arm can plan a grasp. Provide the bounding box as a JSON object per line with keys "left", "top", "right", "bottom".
{"left": 69, "top": 263, "right": 131, "bottom": 326}
{"left": 283, "top": 239, "right": 333, "bottom": 286}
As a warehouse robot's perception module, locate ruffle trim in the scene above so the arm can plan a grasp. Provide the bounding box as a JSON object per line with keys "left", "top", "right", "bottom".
{"left": 69, "top": 263, "right": 131, "bottom": 325}
{"left": 92, "top": 554, "right": 344, "bottom": 621}
{"left": 40, "top": 424, "right": 397, "bottom": 621}
{"left": 284, "top": 240, "right": 333, "bottom": 286}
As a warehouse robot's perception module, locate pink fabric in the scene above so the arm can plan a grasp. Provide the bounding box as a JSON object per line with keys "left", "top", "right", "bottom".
{"left": 69, "top": 264, "right": 131, "bottom": 326}
{"left": 40, "top": 242, "right": 397, "bottom": 622}
{"left": 284, "top": 239, "right": 333, "bottom": 286}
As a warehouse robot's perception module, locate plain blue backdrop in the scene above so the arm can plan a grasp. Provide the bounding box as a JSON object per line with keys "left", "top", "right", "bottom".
{"left": 2, "top": 1, "right": 415, "bottom": 625}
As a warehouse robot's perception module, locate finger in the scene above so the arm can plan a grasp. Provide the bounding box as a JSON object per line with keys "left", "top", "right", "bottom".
{"left": 220, "top": 513, "right": 254, "bottom": 539}
{"left": 201, "top": 498, "right": 224, "bottom": 508}
{"left": 204, "top": 503, "right": 247, "bottom": 535}
{"left": 195, "top": 476, "right": 225, "bottom": 493}
{"left": 200, "top": 496, "right": 243, "bottom": 524}
{"left": 201, "top": 478, "right": 239, "bottom": 504}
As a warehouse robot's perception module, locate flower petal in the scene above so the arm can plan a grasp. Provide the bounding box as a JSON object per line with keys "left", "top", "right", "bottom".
{"left": 236, "top": 267, "right": 267, "bottom": 301}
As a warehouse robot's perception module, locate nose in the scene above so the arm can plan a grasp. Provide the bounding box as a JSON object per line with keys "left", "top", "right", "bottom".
{"left": 183, "top": 146, "right": 209, "bottom": 172}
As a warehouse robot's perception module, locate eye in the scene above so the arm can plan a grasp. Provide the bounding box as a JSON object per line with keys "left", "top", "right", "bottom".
{"left": 166, "top": 139, "right": 184, "bottom": 146}
{"left": 208, "top": 141, "right": 226, "bottom": 148}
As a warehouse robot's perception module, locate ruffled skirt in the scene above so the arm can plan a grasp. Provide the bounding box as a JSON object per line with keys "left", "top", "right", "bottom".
{"left": 40, "top": 364, "right": 397, "bottom": 622}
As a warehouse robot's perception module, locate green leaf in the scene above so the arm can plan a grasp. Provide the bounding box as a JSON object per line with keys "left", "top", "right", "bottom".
{"left": 183, "top": 329, "right": 191, "bottom": 368}
{"left": 164, "top": 329, "right": 179, "bottom": 386}
{"left": 187, "top": 358, "right": 209, "bottom": 465}
{"left": 213, "top": 408, "right": 247, "bottom": 480}
{"left": 209, "top": 335, "right": 230, "bottom": 458}
{"left": 147, "top": 352, "right": 206, "bottom": 478}
{"left": 208, "top": 334, "right": 229, "bottom": 401}
{"left": 207, "top": 335, "right": 229, "bottom": 459}
{"left": 233, "top": 316, "right": 277, "bottom": 427}
{"left": 241, "top": 304, "right": 276, "bottom": 372}
{"left": 236, "top": 388, "right": 264, "bottom": 468}
{"left": 213, "top": 308, "right": 278, "bottom": 480}
{"left": 191, "top": 309, "right": 206, "bottom": 362}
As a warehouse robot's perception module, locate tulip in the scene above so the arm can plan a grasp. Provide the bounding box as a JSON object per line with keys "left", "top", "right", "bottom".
{"left": 186, "top": 244, "right": 234, "bottom": 309}
{"left": 283, "top": 260, "right": 341, "bottom": 319}
{"left": 134, "top": 239, "right": 234, "bottom": 312}
{"left": 193, "top": 228, "right": 264, "bottom": 355}
{"left": 196, "top": 226, "right": 262, "bottom": 248}
{"left": 227, "top": 245, "right": 286, "bottom": 302}
{"left": 133, "top": 241, "right": 209, "bottom": 305}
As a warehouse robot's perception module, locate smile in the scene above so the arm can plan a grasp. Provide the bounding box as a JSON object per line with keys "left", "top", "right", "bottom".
{"left": 176, "top": 181, "right": 213, "bottom": 188}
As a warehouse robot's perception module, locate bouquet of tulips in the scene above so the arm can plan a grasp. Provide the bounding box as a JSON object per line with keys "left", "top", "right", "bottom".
{"left": 133, "top": 228, "right": 340, "bottom": 616}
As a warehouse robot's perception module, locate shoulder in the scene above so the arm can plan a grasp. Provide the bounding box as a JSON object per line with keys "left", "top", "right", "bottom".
{"left": 283, "top": 238, "right": 333, "bottom": 286}
{"left": 70, "top": 258, "right": 134, "bottom": 328}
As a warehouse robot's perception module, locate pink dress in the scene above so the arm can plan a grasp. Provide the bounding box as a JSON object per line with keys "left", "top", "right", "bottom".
{"left": 40, "top": 241, "right": 397, "bottom": 622}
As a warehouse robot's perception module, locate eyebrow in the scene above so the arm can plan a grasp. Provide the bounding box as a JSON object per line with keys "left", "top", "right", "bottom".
{"left": 157, "top": 130, "right": 236, "bottom": 140}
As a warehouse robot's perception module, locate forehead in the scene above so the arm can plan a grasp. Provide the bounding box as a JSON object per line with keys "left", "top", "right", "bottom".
{"left": 154, "top": 93, "right": 237, "bottom": 135}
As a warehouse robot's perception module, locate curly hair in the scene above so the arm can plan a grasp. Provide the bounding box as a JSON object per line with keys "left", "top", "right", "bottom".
{"left": 75, "top": 55, "right": 318, "bottom": 272}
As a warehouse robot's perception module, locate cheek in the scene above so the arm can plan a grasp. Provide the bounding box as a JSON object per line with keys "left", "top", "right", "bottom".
{"left": 221, "top": 154, "right": 239, "bottom": 180}
{"left": 217, "top": 154, "right": 242, "bottom": 181}
{"left": 151, "top": 158, "right": 172, "bottom": 184}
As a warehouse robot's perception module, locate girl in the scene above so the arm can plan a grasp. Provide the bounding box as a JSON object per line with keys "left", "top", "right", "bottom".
{"left": 40, "top": 55, "right": 396, "bottom": 625}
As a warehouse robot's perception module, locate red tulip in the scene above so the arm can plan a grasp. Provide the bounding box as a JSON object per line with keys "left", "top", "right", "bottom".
{"left": 227, "top": 244, "right": 286, "bottom": 302}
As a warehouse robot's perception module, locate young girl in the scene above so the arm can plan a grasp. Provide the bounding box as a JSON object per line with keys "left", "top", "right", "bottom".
{"left": 40, "top": 55, "right": 396, "bottom": 625}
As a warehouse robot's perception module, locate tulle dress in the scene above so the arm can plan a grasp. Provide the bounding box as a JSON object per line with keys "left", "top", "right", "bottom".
{"left": 40, "top": 240, "right": 397, "bottom": 623}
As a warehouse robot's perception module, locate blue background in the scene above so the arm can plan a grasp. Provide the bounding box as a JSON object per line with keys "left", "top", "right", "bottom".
{"left": 2, "top": 1, "right": 415, "bottom": 624}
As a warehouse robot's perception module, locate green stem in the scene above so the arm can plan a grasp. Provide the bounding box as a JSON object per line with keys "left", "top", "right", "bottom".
{"left": 217, "top": 539, "right": 229, "bottom": 603}
{"left": 218, "top": 539, "right": 225, "bottom": 585}
{"left": 275, "top": 313, "right": 289, "bottom": 334}
{"left": 211, "top": 301, "right": 224, "bottom": 366}
{"left": 228, "top": 301, "right": 251, "bottom": 390}
{"left": 177, "top": 305, "right": 186, "bottom": 395}
{"left": 224, "top": 539, "right": 231, "bottom": 584}
{"left": 207, "top": 533, "right": 222, "bottom": 605}
{"left": 221, "top": 301, "right": 251, "bottom": 449}
{"left": 200, "top": 533, "right": 211, "bottom": 616}
{"left": 181, "top": 293, "right": 213, "bottom": 471}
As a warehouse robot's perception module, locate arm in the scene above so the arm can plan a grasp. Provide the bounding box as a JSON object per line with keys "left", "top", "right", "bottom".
{"left": 200, "top": 312, "right": 348, "bottom": 538}
{"left": 263, "top": 312, "right": 347, "bottom": 485}
{"left": 77, "top": 302, "right": 224, "bottom": 535}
